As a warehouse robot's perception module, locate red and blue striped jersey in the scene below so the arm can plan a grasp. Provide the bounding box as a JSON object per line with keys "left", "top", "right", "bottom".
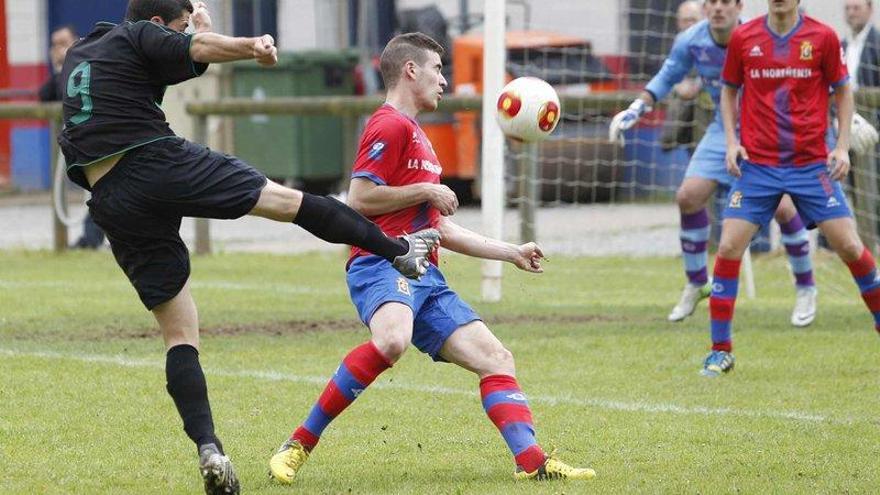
{"left": 349, "top": 104, "right": 442, "bottom": 265}
{"left": 721, "top": 15, "right": 848, "bottom": 166}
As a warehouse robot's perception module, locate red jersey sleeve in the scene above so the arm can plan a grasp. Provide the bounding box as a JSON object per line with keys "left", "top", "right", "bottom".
{"left": 721, "top": 28, "right": 745, "bottom": 88}
{"left": 822, "top": 30, "right": 849, "bottom": 88}
{"left": 351, "top": 114, "right": 407, "bottom": 186}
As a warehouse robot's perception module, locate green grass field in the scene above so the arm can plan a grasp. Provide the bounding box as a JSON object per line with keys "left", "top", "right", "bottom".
{"left": 2, "top": 249, "right": 879, "bottom": 494}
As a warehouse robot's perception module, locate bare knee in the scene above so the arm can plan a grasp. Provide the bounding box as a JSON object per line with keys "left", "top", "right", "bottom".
{"left": 371, "top": 333, "right": 409, "bottom": 363}
{"left": 484, "top": 346, "right": 516, "bottom": 376}
{"left": 676, "top": 188, "right": 704, "bottom": 213}
{"left": 835, "top": 237, "right": 864, "bottom": 262}
{"left": 717, "top": 238, "right": 745, "bottom": 260}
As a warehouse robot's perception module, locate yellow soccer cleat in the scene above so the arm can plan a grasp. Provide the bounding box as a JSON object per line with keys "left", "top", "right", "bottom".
{"left": 268, "top": 439, "right": 310, "bottom": 484}
{"left": 513, "top": 452, "right": 596, "bottom": 481}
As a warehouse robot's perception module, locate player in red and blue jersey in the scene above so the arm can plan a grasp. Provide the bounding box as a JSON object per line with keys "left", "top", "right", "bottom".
{"left": 703, "top": 0, "right": 880, "bottom": 376}
{"left": 268, "top": 32, "right": 595, "bottom": 482}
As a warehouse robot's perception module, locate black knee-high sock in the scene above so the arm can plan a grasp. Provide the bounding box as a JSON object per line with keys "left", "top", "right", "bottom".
{"left": 293, "top": 193, "right": 407, "bottom": 261}
{"left": 166, "top": 344, "right": 222, "bottom": 454}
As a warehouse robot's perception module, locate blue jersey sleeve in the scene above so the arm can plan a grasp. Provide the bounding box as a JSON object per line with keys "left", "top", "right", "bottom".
{"left": 644, "top": 29, "right": 696, "bottom": 103}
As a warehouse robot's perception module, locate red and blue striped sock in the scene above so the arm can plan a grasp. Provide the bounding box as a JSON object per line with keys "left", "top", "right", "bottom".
{"left": 845, "top": 247, "right": 880, "bottom": 333}
{"left": 709, "top": 256, "right": 741, "bottom": 352}
{"left": 291, "top": 341, "right": 391, "bottom": 451}
{"left": 480, "top": 374, "right": 545, "bottom": 473}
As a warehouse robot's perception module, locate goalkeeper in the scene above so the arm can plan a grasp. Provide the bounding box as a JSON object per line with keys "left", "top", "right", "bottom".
{"left": 609, "top": 0, "right": 879, "bottom": 326}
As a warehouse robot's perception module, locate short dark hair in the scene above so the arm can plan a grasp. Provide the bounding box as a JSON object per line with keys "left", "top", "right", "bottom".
{"left": 379, "top": 32, "right": 445, "bottom": 89}
{"left": 126, "top": 0, "right": 193, "bottom": 24}
{"left": 53, "top": 24, "right": 78, "bottom": 37}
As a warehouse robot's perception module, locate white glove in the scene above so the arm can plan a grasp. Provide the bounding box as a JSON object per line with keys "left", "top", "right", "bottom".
{"left": 850, "top": 112, "right": 879, "bottom": 156}
{"left": 609, "top": 99, "right": 652, "bottom": 147}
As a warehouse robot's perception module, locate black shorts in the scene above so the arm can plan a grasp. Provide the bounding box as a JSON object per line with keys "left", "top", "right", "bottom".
{"left": 88, "top": 137, "right": 267, "bottom": 310}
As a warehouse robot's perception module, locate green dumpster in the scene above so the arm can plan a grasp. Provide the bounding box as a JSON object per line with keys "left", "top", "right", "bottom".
{"left": 231, "top": 50, "right": 359, "bottom": 191}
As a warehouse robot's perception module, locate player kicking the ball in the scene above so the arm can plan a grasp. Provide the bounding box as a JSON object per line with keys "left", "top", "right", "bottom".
{"left": 59, "top": 1, "right": 438, "bottom": 493}
{"left": 702, "top": 0, "right": 880, "bottom": 376}
{"left": 268, "top": 32, "right": 595, "bottom": 483}
{"left": 610, "top": 0, "right": 878, "bottom": 327}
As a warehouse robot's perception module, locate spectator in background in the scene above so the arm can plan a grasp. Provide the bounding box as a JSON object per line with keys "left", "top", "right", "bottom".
{"left": 844, "top": 0, "right": 880, "bottom": 91}
{"left": 660, "top": 0, "right": 705, "bottom": 152}
{"left": 38, "top": 25, "right": 78, "bottom": 101}
{"left": 39, "top": 25, "right": 106, "bottom": 250}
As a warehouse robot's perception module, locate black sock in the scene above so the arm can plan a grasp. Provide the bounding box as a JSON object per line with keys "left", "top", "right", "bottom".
{"left": 293, "top": 193, "right": 407, "bottom": 261}
{"left": 165, "top": 344, "right": 223, "bottom": 454}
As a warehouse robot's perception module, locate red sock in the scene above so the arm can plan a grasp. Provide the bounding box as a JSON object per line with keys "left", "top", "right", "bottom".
{"left": 292, "top": 341, "right": 391, "bottom": 451}
{"left": 480, "top": 375, "right": 546, "bottom": 473}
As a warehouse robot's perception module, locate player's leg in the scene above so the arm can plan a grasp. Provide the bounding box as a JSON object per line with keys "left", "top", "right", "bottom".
{"left": 670, "top": 176, "right": 717, "bottom": 321}
{"left": 773, "top": 195, "right": 817, "bottom": 327}
{"left": 86, "top": 150, "right": 239, "bottom": 494}
{"left": 154, "top": 282, "right": 240, "bottom": 494}
{"left": 151, "top": 139, "right": 437, "bottom": 279}
{"left": 270, "top": 256, "right": 419, "bottom": 484}
{"left": 702, "top": 161, "right": 780, "bottom": 376}
{"left": 669, "top": 123, "right": 729, "bottom": 322}
{"left": 250, "top": 180, "right": 438, "bottom": 277}
{"left": 437, "top": 321, "right": 595, "bottom": 480}
{"left": 819, "top": 217, "right": 880, "bottom": 333}
{"left": 785, "top": 163, "right": 873, "bottom": 331}
{"left": 269, "top": 303, "right": 407, "bottom": 484}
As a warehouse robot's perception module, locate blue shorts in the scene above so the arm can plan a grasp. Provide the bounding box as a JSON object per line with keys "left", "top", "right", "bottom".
{"left": 347, "top": 255, "right": 481, "bottom": 361}
{"left": 723, "top": 161, "right": 852, "bottom": 227}
{"left": 686, "top": 121, "right": 734, "bottom": 187}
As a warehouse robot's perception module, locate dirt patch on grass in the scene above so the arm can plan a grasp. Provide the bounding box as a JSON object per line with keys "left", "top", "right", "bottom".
{"left": 11, "top": 312, "right": 641, "bottom": 343}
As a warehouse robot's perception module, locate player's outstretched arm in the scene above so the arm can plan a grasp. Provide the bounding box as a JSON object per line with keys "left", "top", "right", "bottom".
{"left": 437, "top": 217, "right": 544, "bottom": 273}
{"left": 348, "top": 178, "right": 458, "bottom": 217}
{"left": 190, "top": 32, "right": 277, "bottom": 65}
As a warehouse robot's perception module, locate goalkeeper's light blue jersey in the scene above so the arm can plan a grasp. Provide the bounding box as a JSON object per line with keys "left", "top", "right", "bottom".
{"left": 645, "top": 19, "right": 729, "bottom": 125}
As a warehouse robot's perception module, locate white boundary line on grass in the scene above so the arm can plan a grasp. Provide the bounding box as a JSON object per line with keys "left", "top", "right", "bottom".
{"left": 0, "top": 347, "right": 853, "bottom": 425}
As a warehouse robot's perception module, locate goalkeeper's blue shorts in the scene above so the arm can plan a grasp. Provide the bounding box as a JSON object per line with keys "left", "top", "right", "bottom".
{"left": 722, "top": 161, "right": 852, "bottom": 228}
{"left": 686, "top": 121, "right": 734, "bottom": 186}
{"left": 347, "top": 255, "right": 481, "bottom": 362}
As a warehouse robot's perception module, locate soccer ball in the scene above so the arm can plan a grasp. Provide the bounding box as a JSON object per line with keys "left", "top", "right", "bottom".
{"left": 495, "top": 77, "right": 561, "bottom": 142}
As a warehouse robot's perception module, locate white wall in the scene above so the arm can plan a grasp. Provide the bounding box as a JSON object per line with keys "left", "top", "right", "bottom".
{"left": 7, "top": 0, "right": 46, "bottom": 64}
{"left": 278, "top": 0, "right": 345, "bottom": 50}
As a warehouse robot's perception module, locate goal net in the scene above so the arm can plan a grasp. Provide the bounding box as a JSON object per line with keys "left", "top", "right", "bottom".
{"left": 492, "top": 0, "right": 878, "bottom": 297}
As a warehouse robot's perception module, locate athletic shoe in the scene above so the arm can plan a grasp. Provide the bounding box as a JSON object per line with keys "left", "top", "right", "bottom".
{"left": 393, "top": 229, "right": 441, "bottom": 280}
{"left": 790, "top": 287, "right": 817, "bottom": 327}
{"left": 700, "top": 350, "right": 735, "bottom": 377}
{"left": 268, "top": 439, "right": 310, "bottom": 484}
{"left": 668, "top": 282, "right": 711, "bottom": 321}
{"left": 198, "top": 443, "right": 240, "bottom": 495}
{"left": 513, "top": 451, "right": 596, "bottom": 481}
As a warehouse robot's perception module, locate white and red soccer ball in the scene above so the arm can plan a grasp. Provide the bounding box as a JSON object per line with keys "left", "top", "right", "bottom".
{"left": 495, "top": 77, "right": 561, "bottom": 142}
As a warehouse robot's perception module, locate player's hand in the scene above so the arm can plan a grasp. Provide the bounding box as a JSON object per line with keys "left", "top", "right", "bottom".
{"left": 850, "top": 113, "right": 879, "bottom": 156}
{"left": 190, "top": 1, "right": 213, "bottom": 33}
{"left": 426, "top": 184, "right": 458, "bottom": 216}
{"left": 608, "top": 99, "right": 650, "bottom": 147}
{"left": 511, "top": 242, "right": 545, "bottom": 273}
{"left": 254, "top": 34, "right": 278, "bottom": 66}
{"left": 827, "top": 146, "right": 851, "bottom": 181}
{"left": 726, "top": 144, "right": 748, "bottom": 178}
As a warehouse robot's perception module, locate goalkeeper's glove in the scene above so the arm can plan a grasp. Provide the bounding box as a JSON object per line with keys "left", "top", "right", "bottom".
{"left": 609, "top": 99, "right": 652, "bottom": 146}
{"left": 849, "top": 112, "right": 879, "bottom": 156}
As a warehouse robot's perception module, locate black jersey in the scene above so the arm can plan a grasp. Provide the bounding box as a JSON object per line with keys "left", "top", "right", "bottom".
{"left": 59, "top": 21, "right": 208, "bottom": 189}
